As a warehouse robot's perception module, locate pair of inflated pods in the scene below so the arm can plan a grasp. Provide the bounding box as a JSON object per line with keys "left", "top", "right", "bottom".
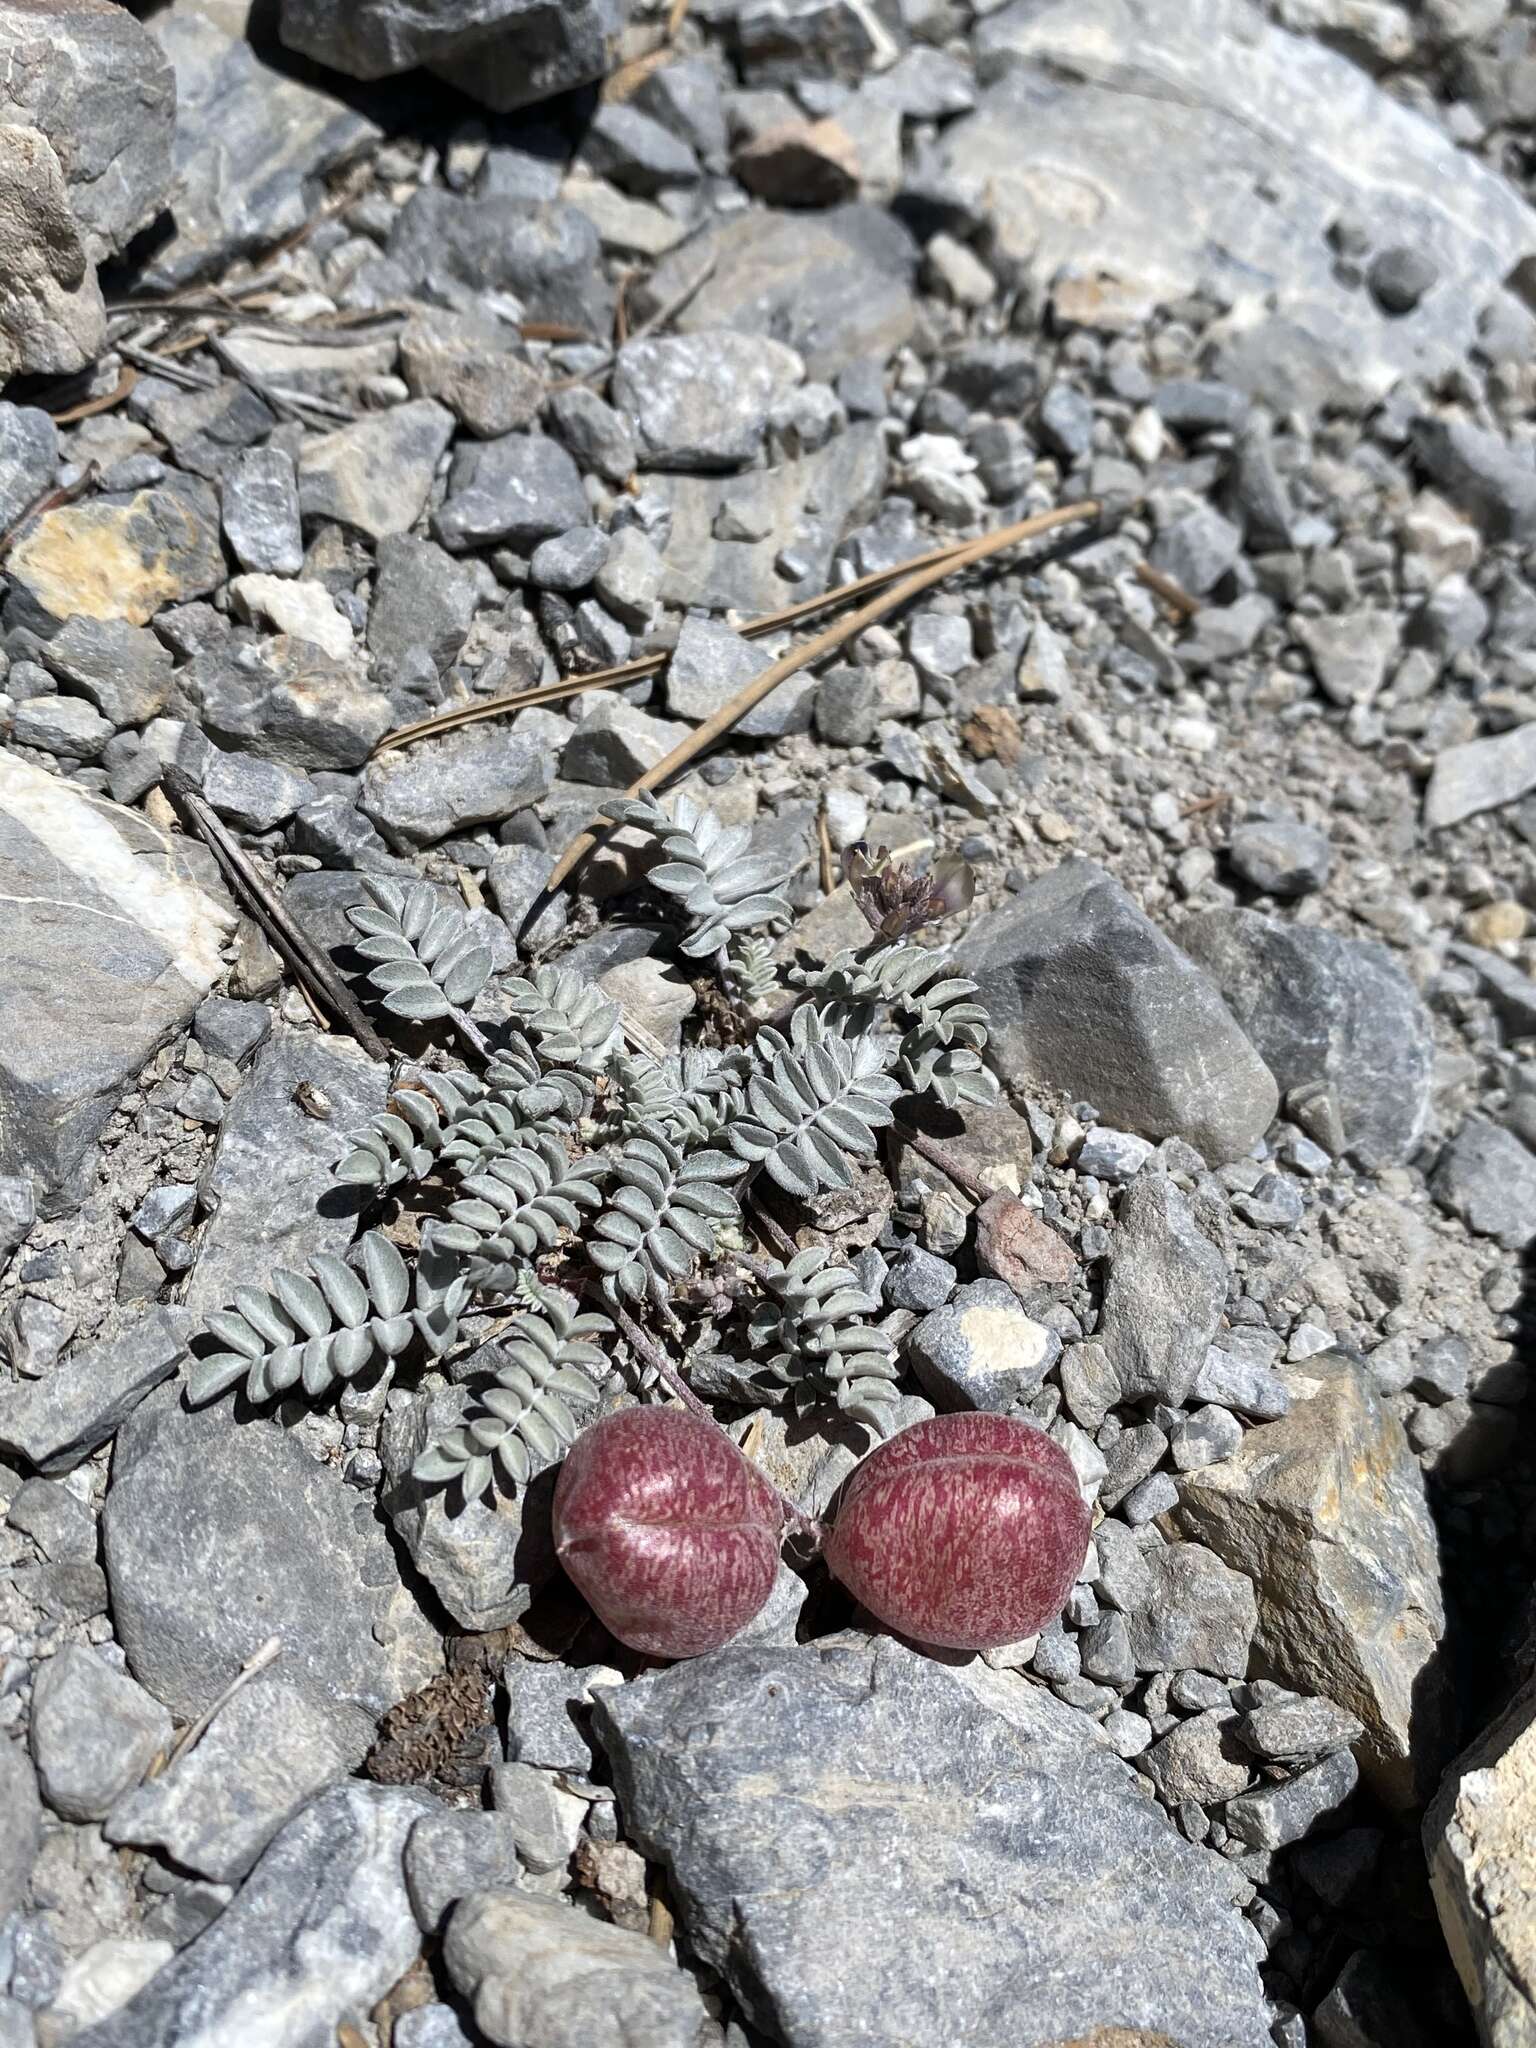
{"left": 552, "top": 1406, "right": 1093, "bottom": 1660}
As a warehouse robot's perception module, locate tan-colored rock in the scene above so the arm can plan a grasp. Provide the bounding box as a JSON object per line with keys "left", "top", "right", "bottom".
{"left": 0, "top": 124, "right": 105, "bottom": 380}
{"left": 1425, "top": 1669, "right": 1536, "bottom": 2048}
{"left": 7, "top": 479, "right": 223, "bottom": 628}
{"left": 1176, "top": 1351, "right": 1449, "bottom": 1808}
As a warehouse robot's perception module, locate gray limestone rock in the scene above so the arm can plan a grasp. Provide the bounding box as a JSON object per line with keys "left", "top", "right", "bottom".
{"left": 1177, "top": 1351, "right": 1448, "bottom": 1809}
{"left": 0, "top": 124, "right": 105, "bottom": 382}
{"left": 105, "top": 1674, "right": 356, "bottom": 1884}
{"left": 36, "top": 615, "right": 174, "bottom": 729}
{"left": 1137, "top": 1710, "right": 1253, "bottom": 1807}
{"left": 279, "top": 0, "right": 622, "bottom": 103}
{"left": 6, "top": 1475, "right": 95, "bottom": 1561}
{"left": 1123, "top": 1541, "right": 1259, "bottom": 1678}
{"left": 592, "top": 1636, "right": 1272, "bottom": 2047}
{"left": 368, "top": 533, "right": 478, "bottom": 685}
{"left": 1423, "top": 721, "right": 1536, "bottom": 831}
{"left": 443, "top": 1889, "right": 713, "bottom": 2048}
{"left": 613, "top": 331, "right": 804, "bottom": 472}
{"left": 0, "top": 752, "right": 232, "bottom": 1216}
{"left": 72, "top": 1782, "right": 435, "bottom": 2048}
{"left": 1424, "top": 1663, "right": 1536, "bottom": 2048}
{"left": 1294, "top": 610, "right": 1400, "bottom": 706}
{"left": 182, "top": 1027, "right": 386, "bottom": 1316}
{"left": 959, "top": 860, "right": 1278, "bottom": 1166}
{"left": 102, "top": 1384, "right": 418, "bottom": 1732}
{"left": 0, "top": 402, "right": 59, "bottom": 535}
{"left": 298, "top": 401, "right": 455, "bottom": 543}
{"left": 635, "top": 205, "right": 917, "bottom": 381}
{"left": 400, "top": 310, "right": 544, "bottom": 441}
{"left": 649, "top": 419, "right": 888, "bottom": 613}
{"left": 28, "top": 1645, "right": 170, "bottom": 1822}
{"left": 1224, "top": 1748, "right": 1359, "bottom": 1849}
{"left": 0, "top": 1736, "right": 41, "bottom": 1924}
{"left": 1228, "top": 817, "right": 1332, "bottom": 897}
{"left": 361, "top": 722, "right": 553, "bottom": 848}
{"left": 0, "top": 1308, "right": 187, "bottom": 1474}
{"left": 1178, "top": 907, "right": 1436, "bottom": 1167}
{"left": 1430, "top": 1119, "right": 1536, "bottom": 1250}
{"left": 221, "top": 448, "right": 303, "bottom": 577}
{"left": 435, "top": 432, "right": 588, "bottom": 554}
{"left": 404, "top": 1811, "right": 523, "bottom": 1934}
{"left": 145, "top": 11, "right": 378, "bottom": 288}
{"left": 388, "top": 191, "right": 613, "bottom": 333}
{"left": 1099, "top": 1174, "right": 1229, "bottom": 1405}
{"left": 947, "top": 0, "right": 1536, "bottom": 404}
{"left": 906, "top": 1280, "right": 1061, "bottom": 1411}
{"left": 1413, "top": 415, "right": 1536, "bottom": 542}
{"left": 12, "top": 693, "right": 112, "bottom": 758}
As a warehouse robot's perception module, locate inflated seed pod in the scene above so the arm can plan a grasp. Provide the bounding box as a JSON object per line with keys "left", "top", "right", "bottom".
{"left": 824, "top": 1411, "right": 1091, "bottom": 1653}
{"left": 552, "top": 1407, "right": 785, "bottom": 1659}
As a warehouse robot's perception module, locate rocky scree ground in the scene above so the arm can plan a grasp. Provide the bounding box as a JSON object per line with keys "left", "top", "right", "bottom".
{"left": 0, "top": 0, "right": 1534, "bottom": 2045}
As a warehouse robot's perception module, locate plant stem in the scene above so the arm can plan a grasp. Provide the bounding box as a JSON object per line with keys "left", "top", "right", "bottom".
{"left": 446, "top": 1004, "right": 492, "bottom": 1063}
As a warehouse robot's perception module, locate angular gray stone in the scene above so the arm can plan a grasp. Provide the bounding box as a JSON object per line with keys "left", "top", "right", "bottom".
{"left": 947, "top": 0, "right": 1536, "bottom": 404}
{"left": 221, "top": 447, "right": 303, "bottom": 577}
{"left": 561, "top": 699, "right": 689, "bottom": 787}
{"left": 0, "top": 401, "right": 58, "bottom": 534}
{"left": 545, "top": 386, "right": 637, "bottom": 483}
{"left": 183, "top": 1027, "right": 386, "bottom": 1316}
{"left": 1431, "top": 1119, "right": 1536, "bottom": 1250}
{"left": 1177, "top": 1351, "right": 1448, "bottom": 1809}
{"left": 6, "top": 1475, "right": 95, "bottom": 1560}
{"left": 72, "top": 1782, "right": 435, "bottom": 2048}
{"left": 361, "top": 722, "right": 553, "bottom": 848}
{"left": 28, "top": 1645, "right": 170, "bottom": 1822}
{"left": 612, "top": 331, "right": 803, "bottom": 473}
{"left": 0, "top": 1308, "right": 186, "bottom": 1475}
{"left": 297, "top": 401, "right": 454, "bottom": 542}
{"left": 1424, "top": 1663, "right": 1536, "bottom": 2048}
{"left": 368, "top": 533, "right": 477, "bottom": 685}
{"left": 1137, "top": 1710, "right": 1253, "bottom": 1807}
{"left": 1178, "top": 907, "right": 1435, "bottom": 1167}
{"left": 1294, "top": 610, "right": 1400, "bottom": 706}
{"left": 0, "top": 0, "right": 172, "bottom": 261}
{"left": 0, "top": 752, "right": 232, "bottom": 1215}
{"left": 1224, "top": 1748, "right": 1359, "bottom": 1849}
{"left": 146, "top": 11, "right": 379, "bottom": 288}
{"left": 1123, "top": 1541, "right": 1258, "bottom": 1679}
{"left": 102, "top": 1385, "right": 417, "bottom": 1732}
{"left": 404, "top": 1811, "right": 522, "bottom": 1934}
{"left": 1100, "top": 1174, "right": 1229, "bottom": 1405}
{"left": 379, "top": 1382, "right": 557, "bottom": 1633}
{"left": 1228, "top": 817, "right": 1332, "bottom": 897}
{"left": 445, "top": 1890, "right": 711, "bottom": 2048}
{"left": 504, "top": 1657, "right": 620, "bottom": 1776}
{"left": 434, "top": 431, "right": 588, "bottom": 554}
{"left": 12, "top": 693, "right": 112, "bottom": 757}
{"left": 906, "top": 1280, "right": 1061, "bottom": 1411}
{"left": 592, "top": 1636, "right": 1272, "bottom": 2048}
{"left": 488, "top": 1762, "right": 584, "bottom": 1875}
{"left": 650, "top": 419, "right": 888, "bottom": 613}
{"left": 959, "top": 860, "right": 1278, "bottom": 1166}
{"left": 36, "top": 615, "right": 174, "bottom": 729}
{"left": 1424, "top": 722, "right": 1536, "bottom": 831}
{"left": 1192, "top": 1344, "right": 1292, "bottom": 1420}
{"left": 665, "top": 615, "right": 815, "bottom": 739}
{"left": 400, "top": 311, "right": 544, "bottom": 441}
{"left": 636, "top": 205, "right": 917, "bottom": 381}
{"left": 530, "top": 526, "right": 610, "bottom": 592}
{"left": 1237, "top": 1692, "right": 1365, "bottom": 1763}
{"left": 279, "top": 0, "right": 622, "bottom": 109}
{"left": 105, "top": 1674, "right": 356, "bottom": 1884}
{"left": 388, "top": 192, "right": 612, "bottom": 334}
{"left": 0, "top": 124, "right": 105, "bottom": 382}
{"left": 1413, "top": 415, "right": 1536, "bottom": 542}
{"left": 0, "top": 1736, "right": 41, "bottom": 1924}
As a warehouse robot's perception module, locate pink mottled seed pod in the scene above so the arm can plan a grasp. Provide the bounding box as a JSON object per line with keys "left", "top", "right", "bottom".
{"left": 553, "top": 1407, "right": 786, "bottom": 1659}
{"left": 824, "top": 1412, "right": 1091, "bottom": 1653}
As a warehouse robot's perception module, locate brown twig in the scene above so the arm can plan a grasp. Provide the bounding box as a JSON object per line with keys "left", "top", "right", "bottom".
{"left": 1134, "top": 559, "right": 1201, "bottom": 619}
{"left": 667, "top": 0, "right": 691, "bottom": 36}
{"left": 0, "top": 461, "right": 99, "bottom": 562}
{"left": 549, "top": 500, "right": 1103, "bottom": 891}
{"left": 817, "top": 805, "right": 835, "bottom": 895}
{"left": 165, "top": 770, "right": 392, "bottom": 1062}
{"left": 48, "top": 367, "right": 138, "bottom": 424}
{"left": 544, "top": 253, "right": 718, "bottom": 398}
{"left": 895, "top": 1122, "right": 996, "bottom": 1205}
{"left": 372, "top": 521, "right": 1061, "bottom": 757}
{"left": 1179, "top": 790, "right": 1231, "bottom": 820}
{"left": 154, "top": 1637, "right": 282, "bottom": 1775}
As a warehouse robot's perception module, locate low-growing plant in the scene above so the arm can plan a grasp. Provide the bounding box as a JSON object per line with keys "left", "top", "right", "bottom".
{"left": 181, "top": 792, "right": 1090, "bottom": 1656}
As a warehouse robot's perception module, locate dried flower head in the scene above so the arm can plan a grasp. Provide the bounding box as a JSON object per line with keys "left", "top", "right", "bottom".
{"left": 842, "top": 844, "right": 976, "bottom": 943}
